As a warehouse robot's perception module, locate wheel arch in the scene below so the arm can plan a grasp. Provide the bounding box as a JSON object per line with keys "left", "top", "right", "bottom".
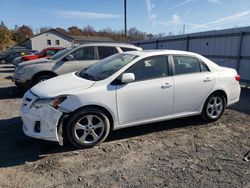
{"left": 200, "top": 89, "right": 228, "bottom": 114}
{"left": 67, "top": 105, "right": 114, "bottom": 131}
{"left": 31, "top": 71, "right": 57, "bottom": 83}
{"left": 200, "top": 89, "right": 228, "bottom": 121}
{"left": 208, "top": 89, "right": 228, "bottom": 105}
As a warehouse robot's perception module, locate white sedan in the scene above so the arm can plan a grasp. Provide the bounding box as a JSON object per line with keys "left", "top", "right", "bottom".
{"left": 20, "top": 50, "right": 241, "bottom": 148}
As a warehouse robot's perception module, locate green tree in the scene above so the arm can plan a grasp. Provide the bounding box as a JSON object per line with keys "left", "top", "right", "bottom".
{"left": 0, "top": 21, "right": 6, "bottom": 28}
{"left": 127, "top": 27, "right": 146, "bottom": 41}
{"left": 55, "top": 27, "right": 67, "bottom": 34}
{"left": 0, "top": 26, "right": 15, "bottom": 51}
{"left": 82, "top": 25, "right": 96, "bottom": 36}
{"left": 68, "top": 26, "right": 83, "bottom": 35}
{"left": 39, "top": 26, "right": 52, "bottom": 33}
{"left": 12, "top": 25, "right": 33, "bottom": 45}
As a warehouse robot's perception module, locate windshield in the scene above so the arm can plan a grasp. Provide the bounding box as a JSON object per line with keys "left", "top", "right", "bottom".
{"left": 38, "top": 49, "right": 46, "bottom": 56}
{"left": 78, "top": 53, "right": 138, "bottom": 81}
{"left": 50, "top": 46, "right": 75, "bottom": 60}
{"left": 34, "top": 51, "right": 40, "bottom": 55}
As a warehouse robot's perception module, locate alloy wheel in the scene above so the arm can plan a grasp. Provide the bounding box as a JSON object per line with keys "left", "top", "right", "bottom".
{"left": 206, "top": 96, "right": 224, "bottom": 119}
{"left": 73, "top": 114, "right": 105, "bottom": 144}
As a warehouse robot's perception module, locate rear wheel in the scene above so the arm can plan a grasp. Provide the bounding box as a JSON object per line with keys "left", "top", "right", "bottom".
{"left": 66, "top": 108, "right": 110, "bottom": 148}
{"left": 201, "top": 94, "right": 225, "bottom": 121}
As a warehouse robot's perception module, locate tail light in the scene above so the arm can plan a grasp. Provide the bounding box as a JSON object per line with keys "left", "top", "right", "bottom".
{"left": 235, "top": 74, "right": 240, "bottom": 81}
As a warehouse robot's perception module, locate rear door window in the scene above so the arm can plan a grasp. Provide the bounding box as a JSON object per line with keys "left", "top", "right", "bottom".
{"left": 173, "top": 56, "right": 202, "bottom": 75}
{"left": 71, "top": 47, "right": 95, "bottom": 60}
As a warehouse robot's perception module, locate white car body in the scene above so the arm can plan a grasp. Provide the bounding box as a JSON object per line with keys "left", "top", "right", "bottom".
{"left": 20, "top": 50, "right": 241, "bottom": 144}
{"left": 13, "top": 43, "right": 142, "bottom": 88}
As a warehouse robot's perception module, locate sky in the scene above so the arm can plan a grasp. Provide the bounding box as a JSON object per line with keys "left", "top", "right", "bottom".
{"left": 0, "top": 0, "right": 250, "bottom": 35}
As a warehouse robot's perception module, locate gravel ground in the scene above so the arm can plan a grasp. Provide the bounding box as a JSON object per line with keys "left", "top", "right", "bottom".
{"left": 0, "top": 64, "right": 250, "bottom": 188}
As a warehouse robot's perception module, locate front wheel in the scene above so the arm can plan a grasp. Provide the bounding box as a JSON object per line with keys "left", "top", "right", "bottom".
{"left": 201, "top": 94, "right": 225, "bottom": 121}
{"left": 66, "top": 108, "right": 111, "bottom": 148}
{"left": 32, "top": 74, "right": 54, "bottom": 86}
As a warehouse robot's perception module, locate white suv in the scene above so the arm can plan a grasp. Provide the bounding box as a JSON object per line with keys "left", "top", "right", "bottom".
{"left": 13, "top": 43, "right": 142, "bottom": 89}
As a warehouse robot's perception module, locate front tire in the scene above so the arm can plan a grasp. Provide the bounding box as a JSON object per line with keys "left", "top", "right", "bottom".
{"left": 201, "top": 94, "right": 225, "bottom": 121}
{"left": 32, "top": 74, "right": 54, "bottom": 86}
{"left": 66, "top": 108, "right": 111, "bottom": 148}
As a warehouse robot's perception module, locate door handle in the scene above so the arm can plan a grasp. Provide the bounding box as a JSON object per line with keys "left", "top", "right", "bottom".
{"left": 161, "top": 83, "right": 172, "bottom": 89}
{"left": 203, "top": 77, "right": 212, "bottom": 82}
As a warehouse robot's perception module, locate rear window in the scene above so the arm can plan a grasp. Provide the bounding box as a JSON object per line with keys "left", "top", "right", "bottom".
{"left": 173, "top": 56, "right": 209, "bottom": 75}
{"left": 98, "top": 47, "right": 118, "bottom": 59}
{"left": 121, "top": 47, "right": 138, "bottom": 52}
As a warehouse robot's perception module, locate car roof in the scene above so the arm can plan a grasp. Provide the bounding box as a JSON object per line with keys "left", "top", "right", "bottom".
{"left": 76, "top": 42, "right": 141, "bottom": 49}
{"left": 124, "top": 49, "right": 220, "bottom": 70}
{"left": 44, "top": 47, "right": 64, "bottom": 50}
{"left": 124, "top": 49, "right": 202, "bottom": 56}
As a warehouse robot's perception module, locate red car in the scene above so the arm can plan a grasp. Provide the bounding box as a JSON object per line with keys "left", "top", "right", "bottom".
{"left": 21, "top": 47, "right": 64, "bottom": 61}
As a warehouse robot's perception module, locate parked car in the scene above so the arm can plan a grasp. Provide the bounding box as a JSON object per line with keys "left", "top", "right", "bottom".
{"left": 13, "top": 43, "right": 142, "bottom": 89}
{"left": 6, "top": 45, "right": 26, "bottom": 51}
{"left": 20, "top": 50, "right": 241, "bottom": 148}
{"left": 4, "top": 49, "right": 37, "bottom": 64}
{"left": 0, "top": 49, "right": 21, "bottom": 64}
{"left": 13, "top": 47, "right": 64, "bottom": 66}
{"left": 0, "top": 50, "right": 13, "bottom": 64}
{"left": 0, "top": 45, "right": 26, "bottom": 55}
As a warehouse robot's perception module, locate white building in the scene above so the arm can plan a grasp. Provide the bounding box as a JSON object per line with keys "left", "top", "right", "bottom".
{"left": 23, "top": 29, "right": 114, "bottom": 51}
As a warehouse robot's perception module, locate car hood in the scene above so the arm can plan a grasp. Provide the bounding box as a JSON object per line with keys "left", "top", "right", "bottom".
{"left": 31, "top": 72, "right": 95, "bottom": 98}
{"left": 23, "top": 54, "right": 39, "bottom": 60}
{"left": 20, "top": 58, "right": 52, "bottom": 67}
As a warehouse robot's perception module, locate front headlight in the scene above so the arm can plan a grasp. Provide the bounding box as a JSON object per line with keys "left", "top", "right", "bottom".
{"left": 31, "top": 96, "right": 67, "bottom": 109}
{"left": 16, "top": 67, "right": 26, "bottom": 75}
{"left": 15, "top": 66, "right": 31, "bottom": 75}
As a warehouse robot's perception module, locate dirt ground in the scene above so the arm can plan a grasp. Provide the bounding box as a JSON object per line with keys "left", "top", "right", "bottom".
{"left": 0, "top": 64, "right": 249, "bottom": 188}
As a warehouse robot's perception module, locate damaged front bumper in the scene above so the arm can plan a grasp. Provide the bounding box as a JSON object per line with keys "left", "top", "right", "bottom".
{"left": 20, "top": 91, "right": 63, "bottom": 142}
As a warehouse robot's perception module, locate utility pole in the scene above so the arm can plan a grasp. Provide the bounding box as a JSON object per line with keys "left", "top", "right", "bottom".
{"left": 124, "top": 0, "right": 127, "bottom": 36}
{"left": 183, "top": 24, "right": 185, "bottom": 34}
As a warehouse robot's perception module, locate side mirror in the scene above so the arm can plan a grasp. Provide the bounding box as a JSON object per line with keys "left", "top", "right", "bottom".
{"left": 64, "top": 54, "right": 74, "bottom": 61}
{"left": 121, "top": 73, "right": 135, "bottom": 83}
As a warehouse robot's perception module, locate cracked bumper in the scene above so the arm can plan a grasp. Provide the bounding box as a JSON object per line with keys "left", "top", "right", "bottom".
{"left": 20, "top": 91, "right": 63, "bottom": 142}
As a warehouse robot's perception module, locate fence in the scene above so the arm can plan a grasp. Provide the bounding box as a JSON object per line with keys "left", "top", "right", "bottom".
{"left": 133, "top": 27, "right": 250, "bottom": 83}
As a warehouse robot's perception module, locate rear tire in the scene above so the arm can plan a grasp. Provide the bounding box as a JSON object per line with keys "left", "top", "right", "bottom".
{"left": 201, "top": 94, "right": 225, "bottom": 121}
{"left": 66, "top": 108, "right": 110, "bottom": 148}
